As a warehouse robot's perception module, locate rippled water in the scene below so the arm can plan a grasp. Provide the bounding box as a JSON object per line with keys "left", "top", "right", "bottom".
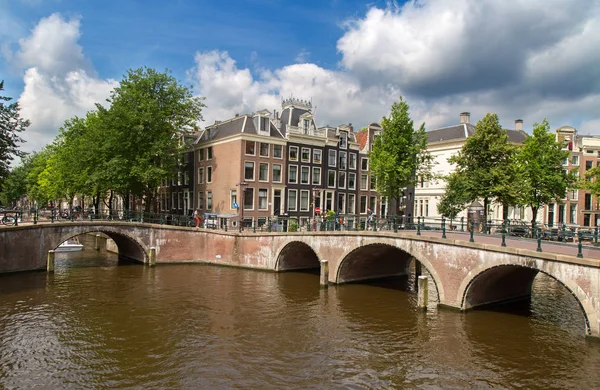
{"left": 1, "top": 248, "right": 600, "bottom": 389}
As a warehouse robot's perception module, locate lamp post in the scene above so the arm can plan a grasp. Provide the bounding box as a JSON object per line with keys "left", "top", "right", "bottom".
{"left": 238, "top": 181, "right": 248, "bottom": 232}
{"left": 312, "top": 188, "right": 321, "bottom": 232}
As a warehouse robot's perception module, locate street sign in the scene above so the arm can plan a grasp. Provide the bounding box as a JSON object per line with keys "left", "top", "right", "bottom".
{"left": 315, "top": 207, "right": 321, "bottom": 213}
{"left": 233, "top": 202, "right": 239, "bottom": 209}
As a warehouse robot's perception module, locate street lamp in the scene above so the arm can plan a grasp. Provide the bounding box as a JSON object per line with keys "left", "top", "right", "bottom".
{"left": 237, "top": 181, "right": 248, "bottom": 232}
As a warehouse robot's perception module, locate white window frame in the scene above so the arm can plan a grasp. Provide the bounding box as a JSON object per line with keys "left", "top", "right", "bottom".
{"left": 338, "top": 171, "right": 346, "bottom": 189}
{"left": 348, "top": 194, "right": 356, "bottom": 214}
{"left": 245, "top": 140, "right": 256, "bottom": 156}
{"left": 244, "top": 161, "right": 255, "bottom": 181}
{"left": 327, "top": 170, "right": 336, "bottom": 188}
{"left": 301, "top": 147, "right": 311, "bottom": 163}
{"left": 328, "top": 150, "right": 337, "bottom": 167}
{"left": 197, "top": 167, "right": 204, "bottom": 184}
{"left": 230, "top": 189, "right": 237, "bottom": 210}
{"left": 313, "top": 149, "right": 322, "bottom": 164}
{"left": 288, "top": 189, "right": 298, "bottom": 211}
{"left": 300, "top": 166, "right": 310, "bottom": 185}
{"left": 312, "top": 167, "right": 321, "bottom": 185}
{"left": 207, "top": 166, "right": 213, "bottom": 183}
{"left": 259, "top": 162, "right": 269, "bottom": 182}
{"left": 259, "top": 142, "right": 270, "bottom": 157}
{"left": 339, "top": 151, "right": 347, "bottom": 170}
{"left": 289, "top": 146, "right": 299, "bottom": 162}
{"left": 288, "top": 165, "right": 298, "bottom": 184}
{"left": 206, "top": 191, "right": 213, "bottom": 210}
{"left": 349, "top": 153, "right": 357, "bottom": 170}
{"left": 348, "top": 172, "right": 356, "bottom": 190}
{"left": 300, "top": 190, "right": 310, "bottom": 211}
{"left": 258, "top": 188, "right": 268, "bottom": 210}
{"left": 273, "top": 144, "right": 283, "bottom": 159}
{"left": 273, "top": 163, "right": 282, "bottom": 183}
{"left": 361, "top": 157, "right": 369, "bottom": 171}
{"left": 243, "top": 188, "right": 254, "bottom": 210}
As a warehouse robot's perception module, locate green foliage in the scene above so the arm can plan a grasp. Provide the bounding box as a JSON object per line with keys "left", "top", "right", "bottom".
{"left": 369, "top": 97, "right": 432, "bottom": 211}
{"left": 0, "top": 80, "right": 30, "bottom": 186}
{"left": 437, "top": 172, "right": 470, "bottom": 220}
{"left": 449, "top": 113, "right": 517, "bottom": 221}
{"left": 288, "top": 219, "right": 299, "bottom": 232}
{"left": 0, "top": 161, "right": 28, "bottom": 206}
{"left": 515, "top": 119, "right": 574, "bottom": 225}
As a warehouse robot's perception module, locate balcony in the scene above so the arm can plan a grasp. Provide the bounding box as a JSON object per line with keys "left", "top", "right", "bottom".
{"left": 287, "top": 126, "right": 326, "bottom": 137}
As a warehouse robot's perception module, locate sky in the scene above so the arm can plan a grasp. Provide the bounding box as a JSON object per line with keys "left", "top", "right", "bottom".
{"left": 1, "top": 0, "right": 600, "bottom": 154}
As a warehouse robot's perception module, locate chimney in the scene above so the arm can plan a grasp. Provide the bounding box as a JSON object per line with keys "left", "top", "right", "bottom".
{"left": 460, "top": 112, "right": 470, "bottom": 124}
{"left": 515, "top": 119, "right": 523, "bottom": 131}
{"left": 348, "top": 123, "right": 353, "bottom": 132}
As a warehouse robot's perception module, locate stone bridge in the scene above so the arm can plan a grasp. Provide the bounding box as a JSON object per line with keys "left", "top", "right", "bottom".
{"left": 1, "top": 222, "right": 600, "bottom": 337}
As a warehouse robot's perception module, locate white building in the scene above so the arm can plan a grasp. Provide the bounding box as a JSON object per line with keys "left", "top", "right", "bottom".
{"left": 415, "top": 112, "right": 533, "bottom": 224}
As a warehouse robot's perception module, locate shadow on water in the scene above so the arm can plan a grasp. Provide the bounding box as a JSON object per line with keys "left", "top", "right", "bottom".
{"left": 0, "top": 271, "right": 48, "bottom": 295}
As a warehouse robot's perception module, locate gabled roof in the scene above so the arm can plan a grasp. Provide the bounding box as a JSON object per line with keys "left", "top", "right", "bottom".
{"left": 426, "top": 123, "right": 527, "bottom": 144}
{"left": 194, "top": 113, "right": 285, "bottom": 144}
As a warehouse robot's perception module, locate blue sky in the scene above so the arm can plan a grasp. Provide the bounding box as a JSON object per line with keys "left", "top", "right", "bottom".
{"left": 1, "top": 0, "right": 387, "bottom": 96}
{"left": 2, "top": 0, "right": 600, "bottom": 153}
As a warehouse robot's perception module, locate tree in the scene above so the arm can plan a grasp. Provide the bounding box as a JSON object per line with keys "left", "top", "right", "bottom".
{"left": 515, "top": 119, "right": 574, "bottom": 228}
{"left": 449, "top": 113, "right": 516, "bottom": 224}
{"left": 437, "top": 172, "right": 470, "bottom": 223}
{"left": 0, "top": 161, "right": 29, "bottom": 206}
{"left": 369, "top": 97, "right": 432, "bottom": 215}
{"left": 0, "top": 80, "right": 29, "bottom": 186}
{"left": 103, "top": 67, "right": 204, "bottom": 211}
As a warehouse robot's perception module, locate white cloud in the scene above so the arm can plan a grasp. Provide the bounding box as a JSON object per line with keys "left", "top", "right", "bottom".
{"left": 12, "top": 13, "right": 117, "bottom": 153}
{"left": 188, "top": 50, "right": 400, "bottom": 129}
{"left": 294, "top": 48, "right": 310, "bottom": 64}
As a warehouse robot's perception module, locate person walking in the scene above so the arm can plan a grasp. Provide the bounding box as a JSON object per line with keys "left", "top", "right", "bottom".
{"left": 193, "top": 209, "right": 201, "bottom": 228}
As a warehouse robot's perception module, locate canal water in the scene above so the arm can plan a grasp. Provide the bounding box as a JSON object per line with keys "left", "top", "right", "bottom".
{"left": 1, "top": 248, "right": 600, "bottom": 389}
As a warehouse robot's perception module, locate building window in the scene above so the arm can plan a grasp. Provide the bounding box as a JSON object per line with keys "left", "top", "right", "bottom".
{"left": 207, "top": 147, "right": 213, "bottom": 160}
{"left": 586, "top": 160, "right": 593, "bottom": 170}
{"left": 273, "top": 164, "right": 282, "bottom": 183}
{"left": 260, "top": 142, "right": 269, "bottom": 157}
{"left": 301, "top": 147, "right": 311, "bottom": 162}
{"left": 339, "top": 151, "right": 347, "bottom": 170}
{"left": 570, "top": 204, "right": 577, "bottom": 224}
{"left": 259, "top": 163, "right": 269, "bottom": 181}
{"left": 197, "top": 167, "right": 204, "bottom": 184}
{"left": 325, "top": 192, "right": 333, "bottom": 211}
{"left": 348, "top": 172, "right": 356, "bottom": 190}
{"left": 339, "top": 131, "right": 347, "bottom": 149}
{"left": 585, "top": 193, "right": 592, "bottom": 210}
{"left": 328, "top": 170, "right": 336, "bottom": 188}
{"left": 184, "top": 171, "right": 189, "bottom": 185}
{"left": 361, "top": 157, "right": 369, "bottom": 171}
{"left": 349, "top": 153, "right": 357, "bottom": 170}
{"left": 288, "top": 165, "right": 298, "bottom": 184}
{"left": 312, "top": 167, "right": 321, "bottom": 185}
{"left": 313, "top": 149, "right": 322, "bottom": 164}
{"left": 245, "top": 162, "right": 255, "bottom": 181}
{"left": 303, "top": 119, "right": 310, "bottom": 133}
{"left": 360, "top": 196, "right": 367, "bottom": 214}
{"left": 198, "top": 148, "right": 204, "bottom": 161}
{"left": 230, "top": 190, "right": 237, "bottom": 209}
{"left": 207, "top": 166, "right": 213, "bottom": 183}
{"left": 177, "top": 172, "right": 182, "bottom": 185}
{"left": 571, "top": 155, "right": 579, "bottom": 165}
{"left": 338, "top": 171, "right": 346, "bottom": 189}
{"left": 360, "top": 174, "right": 368, "bottom": 190}
{"left": 207, "top": 191, "right": 213, "bottom": 210}
{"left": 244, "top": 188, "right": 254, "bottom": 210}
{"left": 301, "top": 166, "right": 310, "bottom": 184}
{"left": 369, "top": 196, "right": 376, "bottom": 214}
{"left": 337, "top": 193, "right": 346, "bottom": 214}
{"left": 171, "top": 192, "right": 176, "bottom": 210}
{"left": 289, "top": 146, "right": 299, "bottom": 161}
{"left": 424, "top": 199, "right": 429, "bottom": 217}
{"left": 328, "top": 150, "right": 337, "bottom": 167}
{"left": 300, "top": 190, "right": 310, "bottom": 211}
{"left": 288, "top": 189, "right": 297, "bottom": 211}
{"left": 245, "top": 141, "right": 256, "bottom": 155}
{"left": 348, "top": 194, "right": 356, "bottom": 214}
{"left": 370, "top": 175, "right": 376, "bottom": 190}
{"left": 273, "top": 145, "right": 283, "bottom": 159}
{"left": 258, "top": 189, "right": 268, "bottom": 210}
{"left": 198, "top": 192, "right": 204, "bottom": 209}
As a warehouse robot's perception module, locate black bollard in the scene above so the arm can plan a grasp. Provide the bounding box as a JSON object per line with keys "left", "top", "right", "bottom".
{"left": 578, "top": 232, "right": 584, "bottom": 258}
{"left": 442, "top": 216, "right": 446, "bottom": 239}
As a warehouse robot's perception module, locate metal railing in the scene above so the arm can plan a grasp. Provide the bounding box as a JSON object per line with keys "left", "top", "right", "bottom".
{"left": 4, "top": 208, "right": 598, "bottom": 259}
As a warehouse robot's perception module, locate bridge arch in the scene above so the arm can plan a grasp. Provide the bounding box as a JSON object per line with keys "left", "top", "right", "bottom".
{"left": 459, "top": 262, "right": 594, "bottom": 336}
{"left": 274, "top": 240, "right": 320, "bottom": 271}
{"left": 334, "top": 242, "right": 444, "bottom": 303}
{"left": 55, "top": 227, "right": 149, "bottom": 264}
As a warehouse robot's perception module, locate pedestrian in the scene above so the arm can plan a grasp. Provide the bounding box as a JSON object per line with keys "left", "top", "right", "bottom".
{"left": 193, "top": 209, "right": 200, "bottom": 228}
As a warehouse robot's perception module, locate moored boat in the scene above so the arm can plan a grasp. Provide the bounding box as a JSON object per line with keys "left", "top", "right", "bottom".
{"left": 56, "top": 238, "right": 84, "bottom": 252}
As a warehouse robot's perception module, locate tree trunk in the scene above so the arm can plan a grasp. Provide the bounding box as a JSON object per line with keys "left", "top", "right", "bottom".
{"left": 502, "top": 202, "right": 509, "bottom": 221}
{"left": 531, "top": 205, "right": 539, "bottom": 231}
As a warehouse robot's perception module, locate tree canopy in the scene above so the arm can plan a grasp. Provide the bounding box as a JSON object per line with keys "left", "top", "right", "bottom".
{"left": 369, "top": 97, "right": 432, "bottom": 214}
{"left": 449, "top": 113, "right": 516, "bottom": 222}
{"left": 0, "top": 80, "right": 29, "bottom": 187}
{"left": 515, "top": 119, "right": 574, "bottom": 226}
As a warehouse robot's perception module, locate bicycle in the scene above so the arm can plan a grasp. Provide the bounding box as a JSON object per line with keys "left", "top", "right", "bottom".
{"left": 1, "top": 214, "right": 17, "bottom": 226}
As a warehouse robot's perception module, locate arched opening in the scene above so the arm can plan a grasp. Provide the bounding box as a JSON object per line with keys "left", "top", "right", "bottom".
{"left": 463, "top": 265, "right": 590, "bottom": 334}
{"left": 337, "top": 244, "right": 413, "bottom": 284}
{"left": 275, "top": 241, "right": 320, "bottom": 272}
{"left": 54, "top": 230, "right": 147, "bottom": 265}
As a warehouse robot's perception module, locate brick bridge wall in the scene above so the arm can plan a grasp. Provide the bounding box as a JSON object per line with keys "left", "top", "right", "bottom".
{"left": 1, "top": 223, "right": 599, "bottom": 337}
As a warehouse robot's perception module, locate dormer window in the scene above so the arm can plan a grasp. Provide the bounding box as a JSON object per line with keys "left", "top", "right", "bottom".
{"left": 303, "top": 120, "right": 309, "bottom": 134}
{"left": 339, "top": 131, "right": 347, "bottom": 149}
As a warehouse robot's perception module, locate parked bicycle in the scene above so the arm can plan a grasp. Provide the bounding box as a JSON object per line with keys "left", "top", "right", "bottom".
{"left": 1, "top": 214, "right": 17, "bottom": 226}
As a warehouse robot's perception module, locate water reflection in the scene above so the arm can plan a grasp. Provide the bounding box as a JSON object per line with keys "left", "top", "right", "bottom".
{"left": 1, "top": 250, "right": 600, "bottom": 389}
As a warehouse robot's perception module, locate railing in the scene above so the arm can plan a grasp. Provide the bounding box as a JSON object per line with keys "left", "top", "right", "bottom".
{"left": 4, "top": 208, "right": 598, "bottom": 258}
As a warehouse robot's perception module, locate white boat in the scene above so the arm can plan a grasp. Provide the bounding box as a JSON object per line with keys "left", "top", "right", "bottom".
{"left": 56, "top": 238, "right": 84, "bottom": 252}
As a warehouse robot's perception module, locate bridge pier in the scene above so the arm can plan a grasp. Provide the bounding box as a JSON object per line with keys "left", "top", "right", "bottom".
{"left": 47, "top": 250, "right": 55, "bottom": 273}
{"left": 417, "top": 275, "right": 428, "bottom": 309}
{"left": 320, "top": 260, "right": 329, "bottom": 287}
{"left": 148, "top": 247, "right": 156, "bottom": 267}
